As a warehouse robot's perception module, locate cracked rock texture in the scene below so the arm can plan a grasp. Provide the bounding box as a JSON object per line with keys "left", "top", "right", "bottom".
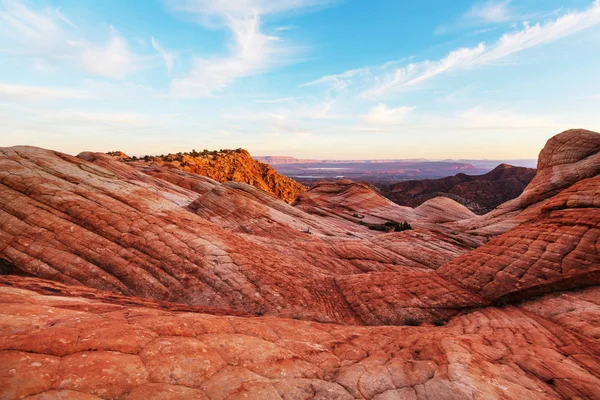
{"left": 0, "top": 279, "right": 599, "bottom": 399}
{"left": 0, "top": 147, "right": 480, "bottom": 324}
{"left": 0, "top": 129, "right": 599, "bottom": 399}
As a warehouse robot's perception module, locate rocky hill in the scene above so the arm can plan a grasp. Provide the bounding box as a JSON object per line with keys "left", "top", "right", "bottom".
{"left": 0, "top": 129, "right": 599, "bottom": 399}
{"left": 385, "top": 163, "right": 536, "bottom": 214}
{"left": 116, "top": 149, "right": 307, "bottom": 203}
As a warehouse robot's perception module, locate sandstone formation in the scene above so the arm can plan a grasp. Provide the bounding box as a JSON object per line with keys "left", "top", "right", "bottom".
{"left": 117, "top": 149, "right": 307, "bottom": 203}
{"left": 0, "top": 147, "right": 479, "bottom": 324}
{"left": 385, "top": 163, "right": 536, "bottom": 214}
{"left": 457, "top": 128, "right": 600, "bottom": 236}
{"left": 0, "top": 129, "right": 599, "bottom": 399}
{"left": 293, "top": 180, "right": 476, "bottom": 225}
{"left": 1, "top": 277, "right": 599, "bottom": 399}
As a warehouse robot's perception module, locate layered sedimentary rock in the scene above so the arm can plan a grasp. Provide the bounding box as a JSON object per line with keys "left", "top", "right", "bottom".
{"left": 457, "top": 129, "right": 600, "bottom": 236}
{"left": 1, "top": 278, "right": 599, "bottom": 399}
{"left": 438, "top": 173, "right": 600, "bottom": 304}
{"left": 385, "top": 163, "right": 536, "bottom": 214}
{"left": 121, "top": 149, "right": 307, "bottom": 203}
{"left": 0, "top": 129, "right": 599, "bottom": 399}
{"left": 0, "top": 146, "right": 478, "bottom": 325}
{"left": 293, "top": 180, "right": 476, "bottom": 225}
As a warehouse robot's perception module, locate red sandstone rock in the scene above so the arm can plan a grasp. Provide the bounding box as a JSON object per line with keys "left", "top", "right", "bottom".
{"left": 0, "top": 129, "right": 599, "bottom": 399}
{"left": 460, "top": 129, "right": 600, "bottom": 236}
{"left": 0, "top": 146, "right": 480, "bottom": 325}
{"left": 116, "top": 148, "right": 307, "bottom": 203}
{"left": 437, "top": 174, "right": 600, "bottom": 303}
{"left": 293, "top": 180, "right": 475, "bottom": 225}
{"left": 0, "top": 282, "right": 599, "bottom": 399}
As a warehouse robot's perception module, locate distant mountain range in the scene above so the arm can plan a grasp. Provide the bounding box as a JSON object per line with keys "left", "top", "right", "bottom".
{"left": 255, "top": 155, "right": 537, "bottom": 169}
{"left": 383, "top": 163, "right": 537, "bottom": 214}
{"left": 255, "top": 156, "right": 537, "bottom": 186}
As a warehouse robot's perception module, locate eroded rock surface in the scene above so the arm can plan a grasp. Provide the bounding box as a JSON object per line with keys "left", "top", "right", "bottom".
{"left": 119, "top": 149, "right": 307, "bottom": 203}
{"left": 0, "top": 146, "right": 479, "bottom": 325}
{"left": 0, "top": 129, "right": 599, "bottom": 399}
{"left": 0, "top": 281, "right": 599, "bottom": 399}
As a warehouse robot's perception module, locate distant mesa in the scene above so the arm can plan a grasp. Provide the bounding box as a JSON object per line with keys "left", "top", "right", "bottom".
{"left": 254, "top": 155, "right": 431, "bottom": 164}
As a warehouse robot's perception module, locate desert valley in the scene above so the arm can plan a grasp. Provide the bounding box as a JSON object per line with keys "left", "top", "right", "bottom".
{"left": 0, "top": 128, "right": 599, "bottom": 399}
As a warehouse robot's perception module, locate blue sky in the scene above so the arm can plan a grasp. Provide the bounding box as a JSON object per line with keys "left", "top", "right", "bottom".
{"left": 1, "top": 0, "right": 600, "bottom": 159}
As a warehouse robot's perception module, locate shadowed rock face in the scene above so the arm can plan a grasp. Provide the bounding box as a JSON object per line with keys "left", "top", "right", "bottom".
{"left": 0, "top": 129, "right": 599, "bottom": 399}
{"left": 385, "top": 163, "right": 536, "bottom": 214}
{"left": 114, "top": 149, "right": 308, "bottom": 203}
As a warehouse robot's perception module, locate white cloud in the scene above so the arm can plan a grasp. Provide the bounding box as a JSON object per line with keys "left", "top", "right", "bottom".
{"left": 171, "top": 12, "right": 290, "bottom": 97}
{"left": 225, "top": 99, "right": 337, "bottom": 122}
{"left": 167, "top": 0, "right": 335, "bottom": 20}
{"left": 1, "top": 1, "right": 141, "bottom": 80}
{"left": 455, "top": 107, "right": 556, "bottom": 129}
{"left": 301, "top": 67, "right": 371, "bottom": 91}
{"left": 81, "top": 33, "right": 138, "bottom": 79}
{"left": 0, "top": 83, "right": 90, "bottom": 101}
{"left": 362, "top": 104, "right": 415, "bottom": 125}
{"left": 0, "top": 0, "right": 78, "bottom": 59}
{"left": 466, "top": 0, "right": 513, "bottom": 24}
{"left": 32, "top": 58, "right": 55, "bottom": 72}
{"left": 52, "top": 7, "right": 77, "bottom": 28}
{"left": 151, "top": 37, "right": 175, "bottom": 73}
{"left": 253, "top": 96, "right": 310, "bottom": 104}
{"left": 306, "top": 0, "right": 600, "bottom": 99}
{"left": 434, "top": 0, "right": 544, "bottom": 35}
{"left": 166, "top": 0, "right": 334, "bottom": 97}
{"left": 51, "top": 109, "right": 145, "bottom": 125}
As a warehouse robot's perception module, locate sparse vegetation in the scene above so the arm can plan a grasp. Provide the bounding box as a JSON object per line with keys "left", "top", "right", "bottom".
{"left": 367, "top": 220, "right": 412, "bottom": 232}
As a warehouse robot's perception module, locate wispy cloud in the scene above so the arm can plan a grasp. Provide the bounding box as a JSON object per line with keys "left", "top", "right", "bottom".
{"left": 0, "top": 83, "right": 90, "bottom": 101}
{"left": 81, "top": 30, "right": 139, "bottom": 79}
{"left": 435, "top": 0, "right": 516, "bottom": 34}
{"left": 151, "top": 37, "right": 175, "bottom": 74}
{"left": 301, "top": 67, "right": 370, "bottom": 91}
{"left": 51, "top": 109, "right": 145, "bottom": 125}
{"left": 0, "top": 1, "right": 141, "bottom": 79}
{"left": 305, "top": 0, "right": 600, "bottom": 99}
{"left": 455, "top": 106, "right": 556, "bottom": 129}
{"left": 0, "top": 0, "right": 79, "bottom": 59}
{"left": 466, "top": 0, "right": 513, "bottom": 23}
{"left": 253, "top": 96, "right": 311, "bottom": 104}
{"left": 362, "top": 104, "right": 415, "bottom": 125}
{"left": 167, "top": 0, "right": 335, "bottom": 20}
{"left": 166, "top": 0, "right": 335, "bottom": 97}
